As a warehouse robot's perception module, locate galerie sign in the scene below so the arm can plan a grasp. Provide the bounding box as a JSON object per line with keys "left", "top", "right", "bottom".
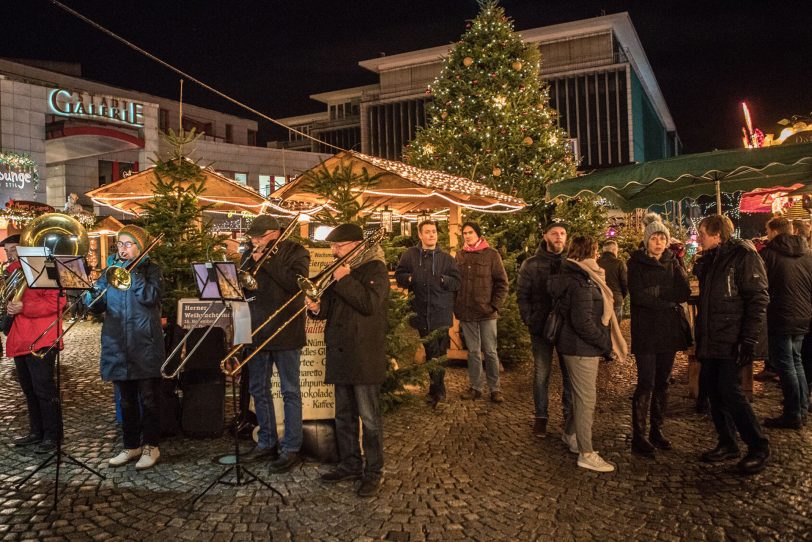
{"left": 48, "top": 88, "right": 145, "bottom": 128}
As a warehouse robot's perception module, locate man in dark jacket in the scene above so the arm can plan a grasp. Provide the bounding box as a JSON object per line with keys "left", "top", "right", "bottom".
{"left": 760, "top": 216, "right": 811, "bottom": 428}
{"left": 597, "top": 240, "right": 628, "bottom": 321}
{"left": 694, "top": 215, "right": 770, "bottom": 475}
{"left": 395, "top": 221, "right": 460, "bottom": 406}
{"left": 517, "top": 222, "right": 572, "bottom": 437}
{"left": 454, "top": 221, "right": 509, "bottom": 402}
{"left": 241, "top": 215, "right": 310, "bottom": 472}
{"left": 307, "top": 224, "right": 389, "bottom": 498}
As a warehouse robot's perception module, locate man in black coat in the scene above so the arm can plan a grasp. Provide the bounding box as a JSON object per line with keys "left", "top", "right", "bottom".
{"left": 597, "top": 240, "right": 628, "bottom": 322}
{"left": 517, "top": 222, "right": 572, "bottom": 437}
{"left": 307, "top": 224, "right": 389, "bottom": 498}
{"left": 694, "top": 215, "right": 770, "bottom": 475}
{"left": 760, "top": 216, "right": 812, "bottom": 429}
{"left": 395, "top": 220, "right": 460, "bottom": 406}
{"left": 241, "top": 215, "right": 310, "bottom": 473}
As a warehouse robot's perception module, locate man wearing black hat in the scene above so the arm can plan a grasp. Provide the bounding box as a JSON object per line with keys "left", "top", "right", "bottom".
{"left": 306, "top": 223, "right": 389, "bottom": 498}
{"left": 517, "top": 222, "right": 573, "bottom": 437}
{"left": 241, "top": 214, "right": 310, "bottom": 473}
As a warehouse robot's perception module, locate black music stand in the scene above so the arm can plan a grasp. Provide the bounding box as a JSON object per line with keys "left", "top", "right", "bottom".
{"left": 187, "top": 261, "right": 286, "bottom": 508}
{"left": 14, "top": 252, "right": 105, "bottom": 511}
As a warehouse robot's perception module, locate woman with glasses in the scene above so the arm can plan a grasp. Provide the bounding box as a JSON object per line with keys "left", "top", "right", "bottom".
{"left": 90, "top": 225, "right": 165, "bottom": 471}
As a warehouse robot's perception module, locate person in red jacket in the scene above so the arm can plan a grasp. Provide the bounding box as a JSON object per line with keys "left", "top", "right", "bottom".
{"left": 3, "top": 234, "right": 66, "bottom": 454}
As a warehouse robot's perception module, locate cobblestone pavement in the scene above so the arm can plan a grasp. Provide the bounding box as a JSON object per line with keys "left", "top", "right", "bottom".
{"left": 1, "top": 321, "right": 811, "bottom": 541}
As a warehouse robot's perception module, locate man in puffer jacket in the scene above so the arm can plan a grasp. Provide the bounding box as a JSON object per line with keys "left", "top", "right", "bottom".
{"left": 694, "top": 215, "right": 770, "bottom": 475}
{"left": 760, "top": 216, "right": 812, "bottom": 429}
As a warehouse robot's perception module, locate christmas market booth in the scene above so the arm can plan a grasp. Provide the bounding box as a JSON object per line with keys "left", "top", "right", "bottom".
{"left": 273, "top": 150, "right": 526, "bottom": 360}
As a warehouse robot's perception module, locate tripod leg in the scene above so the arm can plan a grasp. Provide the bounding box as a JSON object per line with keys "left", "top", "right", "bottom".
{"left": 14, "top": 453, "right": 56, "bottom": 489}
{"left": 61, "top": 452, "right": 106, "bottom": 479}
{"left": 239, "top": 465, "right": 288, "bottom": 505}
{"left": 188, "top": 466, "right": 236, "bottom": 509}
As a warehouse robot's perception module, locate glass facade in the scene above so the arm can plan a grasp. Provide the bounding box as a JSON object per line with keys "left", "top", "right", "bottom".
{"left": 367, "top": 98, "right": 429, "bottom": 160}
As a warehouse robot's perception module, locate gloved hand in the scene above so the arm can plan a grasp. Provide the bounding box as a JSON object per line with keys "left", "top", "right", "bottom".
{"left": 737, "top": 339, "right": 757, "bottom": 368}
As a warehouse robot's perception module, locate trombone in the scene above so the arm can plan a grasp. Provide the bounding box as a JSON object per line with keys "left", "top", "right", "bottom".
{"left": 30, "top": 233, "right": 164, "bottom": 358}
{"left": 219, "top": 228, "right": 385, "bottom": 377}
{"left": 161, "top": 214, "right": 301, "bottom": 378}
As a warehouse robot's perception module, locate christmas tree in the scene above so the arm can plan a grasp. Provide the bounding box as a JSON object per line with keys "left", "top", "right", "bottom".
{"left": 139, "top": 129, "right": 228, "bottom": 323}
{"left": 404, "top": 0, "right": 576, "bottom": 226}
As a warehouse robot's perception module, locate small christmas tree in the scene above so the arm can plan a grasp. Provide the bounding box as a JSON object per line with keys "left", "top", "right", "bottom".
{"left": 404, "top": 0, "right": 576, "bottom": 226}
{"left": 139, "top": 129, "right": 228, "bottom": 323}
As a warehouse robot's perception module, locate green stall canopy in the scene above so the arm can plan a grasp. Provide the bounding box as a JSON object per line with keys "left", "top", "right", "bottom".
{"left": 547, "top": 142, "right": 812, "bottom": 212}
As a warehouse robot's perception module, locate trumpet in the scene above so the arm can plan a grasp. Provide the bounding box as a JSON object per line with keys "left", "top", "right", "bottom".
{"left": 30, "top": 233, "right": 164, "bottom": 358}
{"left": 238, "top": 213, "right": 301, "bottom": 290}
{"left": 220, "top": 228, "right": 385, "bottom": 377}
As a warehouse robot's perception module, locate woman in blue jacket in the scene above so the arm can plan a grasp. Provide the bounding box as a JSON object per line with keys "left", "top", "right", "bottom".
{"left": 92, "top": 225, "right": 165, "bottom": 470}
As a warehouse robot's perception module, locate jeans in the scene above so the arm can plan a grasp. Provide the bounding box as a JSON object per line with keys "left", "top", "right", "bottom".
{"left": 768, "top": 334, "right": 809, "bottom": 418}
{"left": 421, "top": 328, "right": 450, "bottom": 397}
{"left": 248, "top": 349, "right": 303, "bottom": 453}
{"left": 531, "top": 336, "right": 572, "bottom": 420}
{"left": 700, "top": 358, "right": 769, "bottom": 451}
{"left": 634, "top": 352, "right": 676, "bottom": 396}
{"left": 14, "top": 352, "right": 62, "bottom": 442}
{"left": 116, "top": 378, "right": 161, "bottom": 449}
{"left": 803, "top": 333, "right": 812, "bottom": 389}
{"left": 334, "top": 384, "right": 384, "bottom": 479}
{"left": 561, "top": 355, "right": 600, "bottom": 454}
{"left": 461, "top": 319, "right": 500, "bottom": 392}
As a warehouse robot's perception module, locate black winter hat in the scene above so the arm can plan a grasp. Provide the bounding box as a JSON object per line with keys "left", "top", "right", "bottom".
{"left": 325, "top": 223, "right": 364, "bottom": 242}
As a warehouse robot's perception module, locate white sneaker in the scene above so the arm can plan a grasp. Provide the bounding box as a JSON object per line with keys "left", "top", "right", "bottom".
{"left": 577, "top": 452, "right": 615, "bottom": 473}
{"left": 109, "top": 447, "right": 141, "bottom": 467}
{"left": 135, "top": 445, "right": 160, "bottom": 470}
{"left": 562, "top": 432, "right": 579, "bottom": 454}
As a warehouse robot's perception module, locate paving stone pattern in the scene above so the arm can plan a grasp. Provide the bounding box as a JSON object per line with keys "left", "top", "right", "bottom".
{"left": 1, "top": 321, "right": 810, "bottom": 541}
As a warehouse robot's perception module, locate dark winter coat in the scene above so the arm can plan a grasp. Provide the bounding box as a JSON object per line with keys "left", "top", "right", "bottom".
{"left": 547, "top": 261, "right": 611, "bottom": 357}
{"left": 597, "top": 252, "right": 628, "bottom": 308}
{"left": 309, "top": 251, "right": 389, "bottom": 385}
{"left": 693, "top": 239, "right": 769, "bottom": 360}
{"left": 94, "top": 258, "right": 165, "bottom": 381}
{"left": 760, "top": 233, "right": 812, "bottom": 336}
{"left": 627, "top": 249, "right": 691, "bottom": 355}
{"left": 394, "top": 246, "right": 460, "bottom": 333}
{"left": 517, "top": 243, "right": 566, "bottom": 338}
{"left": 241, "top": 239, "right": 310, "bottom": 351}
{"left": 454, "top": 246, "right": 509, "bottom": 322}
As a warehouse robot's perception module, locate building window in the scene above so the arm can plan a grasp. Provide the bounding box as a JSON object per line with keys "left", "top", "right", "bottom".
{"left": 98, "top": 160, "right": 134, "bottom": 186}
{"left": 247, "top": 129, "right": 257, "bottom": 146}
{"left": 234, "top": 172, "right": 248, "bottom": 185}
{"left": 159, "top": 108, "right": 169, "bottom": 132}
{"left": 274, "top": 176, "right": 287, "bottom": 191}
{"left": 225, "top": 124, "right": 233, "bottom": 144}
{"left": 259, "top": 175, "right": 271, "bottom": 196}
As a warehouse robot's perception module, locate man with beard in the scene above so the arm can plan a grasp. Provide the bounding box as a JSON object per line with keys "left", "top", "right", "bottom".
{"left": 517, "top": 222, "right": 573, "bottom": 437}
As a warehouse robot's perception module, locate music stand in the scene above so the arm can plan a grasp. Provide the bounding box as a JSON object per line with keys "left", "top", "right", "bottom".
{"left": 187, "top": 261, "right": 286, "bottom": 508}
{"left": 14, "top": 251, "right": 105, "bottom": 511}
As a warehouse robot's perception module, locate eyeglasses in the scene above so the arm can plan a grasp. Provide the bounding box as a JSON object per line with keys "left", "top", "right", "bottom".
{"left": 116, "top": 241, "right": 135, "bottom": 249}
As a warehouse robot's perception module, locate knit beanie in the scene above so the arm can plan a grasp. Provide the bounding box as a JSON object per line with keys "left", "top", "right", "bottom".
{"left": 642, "top": 213, "right": 670, "bottom": 246}
{"left": 118, "top": 225, "right": 150, "bottom": 251}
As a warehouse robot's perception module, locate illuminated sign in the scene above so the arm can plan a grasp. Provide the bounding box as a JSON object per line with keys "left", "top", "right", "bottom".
{"left": 48, "top": 88, "right": 144, "bottom": 128}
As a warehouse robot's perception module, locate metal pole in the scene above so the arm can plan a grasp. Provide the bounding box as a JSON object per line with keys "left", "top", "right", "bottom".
{"left": 715, "top": 180, "right": 722, "bottom": 215}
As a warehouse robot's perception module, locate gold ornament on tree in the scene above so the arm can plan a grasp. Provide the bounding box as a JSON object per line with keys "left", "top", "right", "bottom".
{"left": 463, "top": 56, "right": 474, "bottom": 67}
{"left": 523, "top": 136, "right": 534, "bottom": 146}
{"left": 492, "top": 167, "right": 502, "bottom": 177}
{"left": 441, "top": 111, "right": 448, "bottom": 119}
{"left": 512, "top": 61, "right": 523, "bottom": 71}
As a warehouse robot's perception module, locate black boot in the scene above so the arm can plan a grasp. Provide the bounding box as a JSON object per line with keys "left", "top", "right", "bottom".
{"left": 649, "top": 389, "right": 673, "bottom": 450}
{"left": 631, "top": 393, "right": 655, "bottom": 457}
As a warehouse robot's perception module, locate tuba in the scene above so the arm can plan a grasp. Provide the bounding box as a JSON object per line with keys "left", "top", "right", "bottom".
{"left": 1, "top": 214, "right": 89, "bottom": 318}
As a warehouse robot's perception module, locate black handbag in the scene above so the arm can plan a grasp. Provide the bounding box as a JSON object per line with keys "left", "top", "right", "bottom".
{"left": 676, "top": 304, "right": 693, "bottom": 347}
{"left": 543, "top": 299, "right": 564, "bottom": 344}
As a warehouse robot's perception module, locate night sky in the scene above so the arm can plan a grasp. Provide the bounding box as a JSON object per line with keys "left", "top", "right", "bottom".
{"left": 3, "top": 0, "right": 811, "bottom": 154}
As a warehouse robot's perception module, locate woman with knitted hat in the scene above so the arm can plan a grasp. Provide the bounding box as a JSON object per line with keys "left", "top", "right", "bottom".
{"left": 627, "top": 213, "right": 691, "bottom": 457}
{"left": 90, "top": 225, "right": 165, "bottom": 470}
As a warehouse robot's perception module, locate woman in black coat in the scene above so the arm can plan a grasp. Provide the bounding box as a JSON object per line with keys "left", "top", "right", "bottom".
{"left": 628, "top": 214, "right": 691, "bottom": 457}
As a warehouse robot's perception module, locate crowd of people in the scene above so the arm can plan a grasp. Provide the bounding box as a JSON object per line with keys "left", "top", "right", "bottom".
{"left": 3, "top": 210, "right": 809, "bottom": 499}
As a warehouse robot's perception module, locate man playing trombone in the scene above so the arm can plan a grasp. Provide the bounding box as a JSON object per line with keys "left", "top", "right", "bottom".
{"left": 4, "top": 234, "right": 65, "bottom": 454}
{"left": 241, "top": 215, "right": 310, "bottom": 473}
{"left": 91, "top": 226, "right": 165, "bottom": 470}
{"left": 306, "top": 223, "right": 389, "bottom": 498}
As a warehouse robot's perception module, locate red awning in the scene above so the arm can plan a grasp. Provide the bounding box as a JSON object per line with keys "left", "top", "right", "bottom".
{"left": 739, "top": 184, "right": 803, "bottom": 213}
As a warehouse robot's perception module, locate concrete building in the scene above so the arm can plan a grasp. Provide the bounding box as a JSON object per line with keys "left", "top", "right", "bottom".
{"left": 274, "top": 12, "right": 680, "bottom": 169}
{"left": 0, "top": 58, "right": 329, "bottom": 215}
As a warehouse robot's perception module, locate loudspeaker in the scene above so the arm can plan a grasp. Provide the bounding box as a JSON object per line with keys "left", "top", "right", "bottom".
{"left": 181, "top": 370, "right": 225, "bottom": 438}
